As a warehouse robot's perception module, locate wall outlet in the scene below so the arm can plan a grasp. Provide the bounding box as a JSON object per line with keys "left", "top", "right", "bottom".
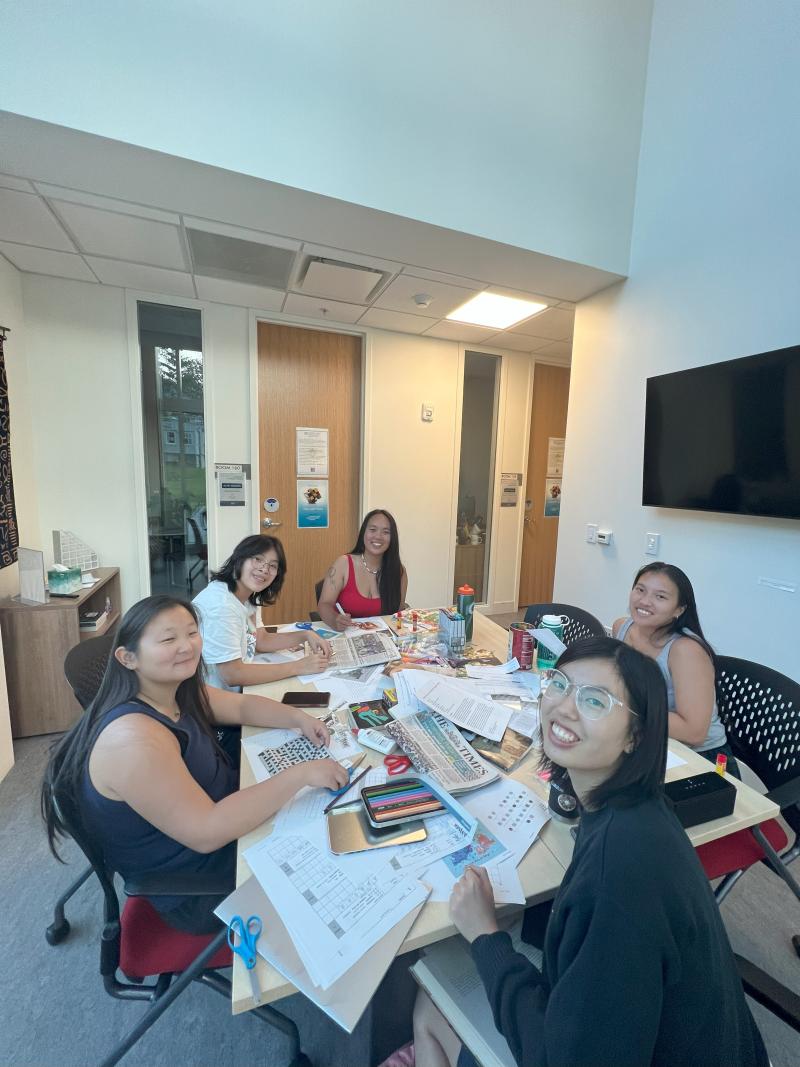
{"left": 586, "top": 524, "right": 598, "bottom": 544}
{"left": 421, "top": 403, "right": 434, "bottom": 422}
{"left": 596, "top": 529, "right": 613, "bottom": 545}
{"left": 645, "top": 532, "right": 660, "bottom": 555}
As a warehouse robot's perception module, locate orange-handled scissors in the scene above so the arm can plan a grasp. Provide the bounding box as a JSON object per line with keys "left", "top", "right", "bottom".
{"left": 384, "top": 754, "right": 413, "bottom": 776}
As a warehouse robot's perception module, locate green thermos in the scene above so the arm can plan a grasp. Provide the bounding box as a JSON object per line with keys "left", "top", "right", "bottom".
{"left": 457, "top": 584, "right": 475, "bottom": 641}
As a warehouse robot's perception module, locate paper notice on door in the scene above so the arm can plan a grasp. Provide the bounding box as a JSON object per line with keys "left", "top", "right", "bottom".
{"left": 296, "top": 427, "right": 329, "bottom": 477}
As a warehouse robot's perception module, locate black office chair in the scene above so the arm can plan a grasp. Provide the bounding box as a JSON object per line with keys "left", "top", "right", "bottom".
{"left": 694, "top": 656, "right": 800, "bottom": 914}
{"left": 309, "top": 579, "right": 324, "bottom": 622}
{"left": 46, "top": 633, "right": 117, "bottom": 945}
{"left": 522, "top": 602, "right": 606, "bottom": 646}
{"left": 48, "top": 782, "right": 310, "bottom": 1067}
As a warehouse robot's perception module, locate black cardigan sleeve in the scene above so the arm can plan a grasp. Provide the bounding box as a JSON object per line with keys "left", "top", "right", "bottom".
{"left": 471, "top": 895, "right": 665, "bottom": 1067}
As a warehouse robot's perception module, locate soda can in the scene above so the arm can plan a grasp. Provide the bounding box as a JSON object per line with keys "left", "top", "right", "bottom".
{"left": 508, "top": 621, "right": 535, "bottom": 670}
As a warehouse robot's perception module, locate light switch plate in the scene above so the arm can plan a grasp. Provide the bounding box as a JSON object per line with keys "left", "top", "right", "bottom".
{"left": 421, "top": 403, "right": 434, "bottom": 422}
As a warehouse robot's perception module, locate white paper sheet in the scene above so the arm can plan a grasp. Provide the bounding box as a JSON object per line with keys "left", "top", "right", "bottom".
{"left": 465, "top": 658, "right": 519, "bottom": 678}
{"left": 414, "top": 677, "right": 511, "bottom": 742}
{"left": 531, "top": 628, "right": 567, "bottom": 657}
{"left": 508, "top": 708, "right": 540, "bottom": 738}
{"left": 462, "top": 778, "right": 550, "bottom": 864}
{"left": 243, "top": 833, "right": 427, "bottom": 989}
{"left": 666, "top": 749, "right": 688, "bottom": 770}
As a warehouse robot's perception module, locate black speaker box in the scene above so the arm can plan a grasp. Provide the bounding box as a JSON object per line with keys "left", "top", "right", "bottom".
{"left": 664, "top": 772, "right": 736, "bottom": 829}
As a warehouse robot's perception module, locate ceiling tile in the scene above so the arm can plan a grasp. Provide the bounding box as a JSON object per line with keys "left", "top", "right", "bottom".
{"left": 478, "top": 332, "right": 541, "bottom": 353}
{"left": 535, "top": 341, "right": 572, "bottom": 359}
{"left": 510, "top": 306, "right": 574, "bottom": 339}
{"left": 374, "top": 274, "right": 479, "bottom": 318}
{"left": 423, "top": 321, "right": 498, "bottom": 343}
{"left": 52, "top": 201, "right": 186, "bottom": 268}
{"left": 398, "top": 266, "right": 487, "bottom": 290}
{"left": 300, "top": 260, "right": 384, "bottom": 303}
{"left": 358, "top": 307, "right": 437, "bottom": 334}
{"left": 0, "top": 174, "right": 35, "bottom": 193}
{"left": 283, "top": 293, "right": 365, "bottom": 323}
{"left": 85, "top": 258, "right": 195, "bottom": 296}
{"left": 0, "top": 188, "right": 74, "bottom": 250}
{"left": 194, "top": 276, "right": 283, "bottom": 310}
{"left": 0, "top": 242, "right": 96, "bottom": 282}
{"left": 299, "top": 243, "right": 402, "bottom": 277}
{"left": 183, "top": 217, "right": 300, "bottom": 251}
{"left": 35, "top": 183, "right": 179, "bottom": 224}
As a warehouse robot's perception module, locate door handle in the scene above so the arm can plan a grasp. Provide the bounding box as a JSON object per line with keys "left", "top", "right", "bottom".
{"left": 262, "top": 519, "right": 283, "bottom": 528}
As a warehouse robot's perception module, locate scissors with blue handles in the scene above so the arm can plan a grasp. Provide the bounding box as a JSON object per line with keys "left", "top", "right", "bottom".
{"left": 227, "top": 914, "right": 262, "bottom": 1005}
{"left": 294, "top": 621, "right": 314, "bottom": 630}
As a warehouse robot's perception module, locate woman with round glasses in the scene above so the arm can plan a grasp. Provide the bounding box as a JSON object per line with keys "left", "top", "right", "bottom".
{"left": 412, "top": 637, "right": 767, "bottom": 1067}
{"left": 613, "top": 561, "right": 737, "bottom": 771}
{"left": 192, "top": 534, "right": 331, "bottom": 691}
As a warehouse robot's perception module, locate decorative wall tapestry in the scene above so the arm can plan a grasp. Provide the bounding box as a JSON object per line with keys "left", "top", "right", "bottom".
{"left": 0, "top": 328, "right": 19, "bottom": 569}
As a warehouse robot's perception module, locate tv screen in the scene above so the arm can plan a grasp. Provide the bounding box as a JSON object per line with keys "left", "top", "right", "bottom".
{"left": 643, "top": 344, "right": 800, "bottom": 519}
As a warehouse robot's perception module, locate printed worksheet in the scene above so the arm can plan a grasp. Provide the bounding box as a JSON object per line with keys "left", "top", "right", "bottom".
{"left": 244, "top": 834, "right": 427, "bottom": 989}
{"left": 463, "top": 778, "right": 550, "bottom": 863}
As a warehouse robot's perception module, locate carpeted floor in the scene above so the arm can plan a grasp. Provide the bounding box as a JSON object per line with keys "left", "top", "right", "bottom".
{"left": 3, "top": 733, "right": 800, "bottom": 1067}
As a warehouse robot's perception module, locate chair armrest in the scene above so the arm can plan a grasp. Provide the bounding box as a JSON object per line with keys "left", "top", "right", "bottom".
{"left": 734, "top": 953, "right": 800, "bottom": 1033}
{"left": 764, "top": 777, "right": 800, "bottom": 812}
{"left": 124, "top": 869, "right": 234, "bottom": 898}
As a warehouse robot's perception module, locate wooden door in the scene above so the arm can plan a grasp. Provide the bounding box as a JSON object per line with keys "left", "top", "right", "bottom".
{"left": 518, "top": 363, "right": 570, "bottom": 606}
{"left": 257, "top": 323, "right": 362, "bottom": 621}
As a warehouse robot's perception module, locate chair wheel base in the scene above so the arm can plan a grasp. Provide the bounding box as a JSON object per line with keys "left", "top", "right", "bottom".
{"left": 46, "top": 920, "right": 71, "bottom": 945}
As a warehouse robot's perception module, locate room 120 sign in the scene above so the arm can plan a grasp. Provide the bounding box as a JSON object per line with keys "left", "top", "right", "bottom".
{"left": 297, "top": 479, "right": 329, "bottom": 529}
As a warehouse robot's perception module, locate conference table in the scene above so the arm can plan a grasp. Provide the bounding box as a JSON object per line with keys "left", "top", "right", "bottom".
{"left": 232, "top": 609, "right": 779, "bottom": 1017}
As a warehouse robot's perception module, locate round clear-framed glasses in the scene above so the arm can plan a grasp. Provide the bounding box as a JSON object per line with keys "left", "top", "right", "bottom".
{"left": 250, "top": 556, "right": 280, "bottom": 575}
{"left": 541, "top": 668, "right": 637, "bottom": 721}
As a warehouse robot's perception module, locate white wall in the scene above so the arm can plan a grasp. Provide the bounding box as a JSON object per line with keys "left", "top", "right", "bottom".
{"left": 555, "top": 0, "right": 800, "bottom": 680}
{"left": 3, "top": 1, "right": 652, "bottom": 274}
{"left": 21, "top": 276, "right": 533, "bottom": 617}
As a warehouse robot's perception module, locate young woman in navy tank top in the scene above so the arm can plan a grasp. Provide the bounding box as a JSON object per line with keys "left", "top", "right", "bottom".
{"left": 42, "top": 595, "right": 349, "bottom": 933}
{"left": 317, "top": 509, "right": 408, "bottom": 631}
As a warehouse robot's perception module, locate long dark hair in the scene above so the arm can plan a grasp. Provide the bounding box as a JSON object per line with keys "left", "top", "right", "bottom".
{"left": 41, "top": 595, "right": 220, "bottom": 860}
{"left": 632, "top": 561, "right": 716, "bottom": 665}
{"left": 540, "top": 636, "right": 668, "bottom": 810}
{"left": 211, "top": 534, "right": 287, "bottom": 606}
{"left": 350, "top": 509, "right": 404, "bottom": 614}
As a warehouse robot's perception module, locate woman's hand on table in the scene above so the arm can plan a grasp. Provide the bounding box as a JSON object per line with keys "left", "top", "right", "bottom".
{"left": 294, "top": 710, "right": 331, "bottom": 747}
{"left": 332, "top": 611, "right": 353, "bottom": 632}
{"left": 449, "top": 866, "right": 499, "bottom": 943}
{"left": 302, "top": 758, "right": 350, "bottom": 791}
{"left": 306, "top": 631, "right": 332, "bottom": 656}
{"left": 299, "top": 646, "right": 331, "bottom": 674}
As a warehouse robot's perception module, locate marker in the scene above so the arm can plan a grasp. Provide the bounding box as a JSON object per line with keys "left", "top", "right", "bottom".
{"left": 715, "top": 753, "right": 728, "bottom": 776}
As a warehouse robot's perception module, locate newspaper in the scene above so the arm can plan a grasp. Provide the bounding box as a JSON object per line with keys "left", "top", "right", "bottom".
{"left": 329, "top": 630, "right": 400, "bottom": 670}
{"left": 385, "top": 711, "right": 499, "bottom": 794}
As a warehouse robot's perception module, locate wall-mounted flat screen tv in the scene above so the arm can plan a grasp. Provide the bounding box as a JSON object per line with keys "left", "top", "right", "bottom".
{"left": 643, "top": 344, "right": 800, "bottom": 519}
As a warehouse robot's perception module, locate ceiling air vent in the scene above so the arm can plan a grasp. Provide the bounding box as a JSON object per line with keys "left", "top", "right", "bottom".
{"left": 297, "top": 256, "right": 389, "bottom": 303}
{"left": 187, "top": 228, "right": 296, "bottom": 289}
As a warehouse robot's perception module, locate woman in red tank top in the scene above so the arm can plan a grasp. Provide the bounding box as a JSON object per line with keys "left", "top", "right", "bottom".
{"left": 316, "top": 509, "right": 408, "bottom": 630}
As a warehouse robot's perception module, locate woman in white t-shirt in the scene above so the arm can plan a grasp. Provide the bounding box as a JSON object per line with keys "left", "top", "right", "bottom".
{"left": 192, "top": 535, "right": 331, "bottom": 690}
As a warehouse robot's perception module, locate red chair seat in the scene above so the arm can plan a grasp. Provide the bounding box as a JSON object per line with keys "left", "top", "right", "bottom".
{"left": 120, "top": 897, "right": 232, "bottom": 977}
{"left": 696, "top": 818, "right": 788, "bottom": 881}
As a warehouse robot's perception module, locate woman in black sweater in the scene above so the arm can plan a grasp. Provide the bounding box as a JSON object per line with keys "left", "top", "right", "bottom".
{"left": 413, "top": 637, "right": 768, "bottom": 1067}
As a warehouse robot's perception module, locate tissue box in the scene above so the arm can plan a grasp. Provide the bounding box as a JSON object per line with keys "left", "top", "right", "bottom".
{"left": 48, "top": 566, "right": 82, "bottom": 594}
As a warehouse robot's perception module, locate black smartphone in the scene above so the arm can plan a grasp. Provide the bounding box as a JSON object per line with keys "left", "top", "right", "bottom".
{"left": 281, "top": 691, "right": 330, "bottom": 708}
{"left": 361, "top": 778, "right": 445, "bottom": 829}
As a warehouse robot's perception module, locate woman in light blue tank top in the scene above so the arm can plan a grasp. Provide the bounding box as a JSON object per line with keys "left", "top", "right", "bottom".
{"left": 613, "top": 562, "right": 738, "bottom": 774}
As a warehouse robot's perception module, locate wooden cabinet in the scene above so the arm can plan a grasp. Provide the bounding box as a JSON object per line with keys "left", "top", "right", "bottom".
{"left": 0, "top": 567, "right": 121, "bottom": 737}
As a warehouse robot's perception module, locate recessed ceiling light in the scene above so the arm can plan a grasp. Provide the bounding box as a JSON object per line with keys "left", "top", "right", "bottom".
{"left": 446, "top": 292, "right": 547, "bottom": 330}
